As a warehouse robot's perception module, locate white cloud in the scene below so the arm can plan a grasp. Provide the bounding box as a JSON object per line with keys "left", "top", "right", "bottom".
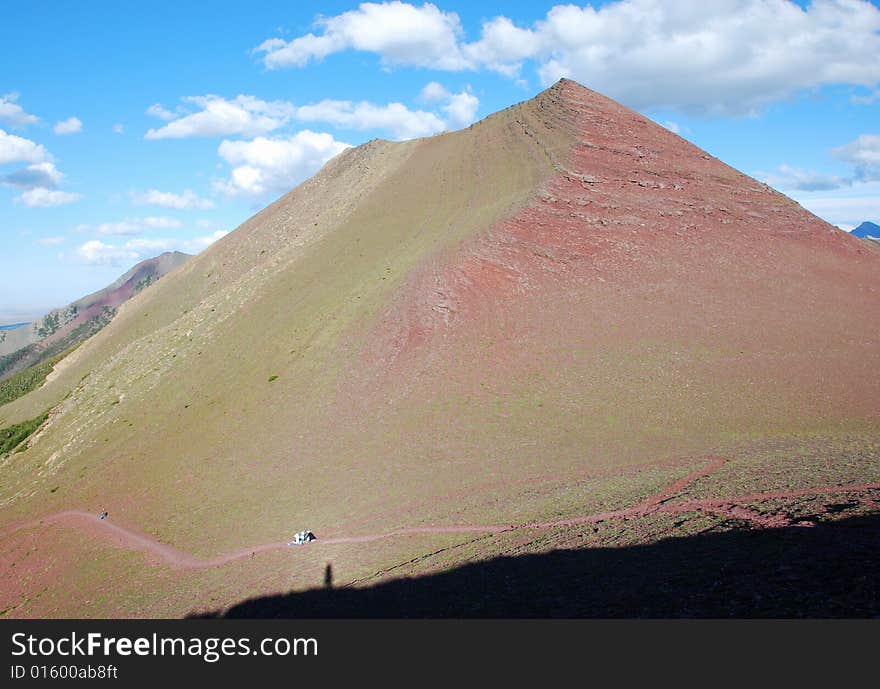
{"left": 442, "top": 89, "right": 478, "bottom": 128}
{"left": 418, "top": 82, "right": 481, "bottom": 129}
{"left": 74, "top": 240, "right": 139, "bottom": 266}
{"left": 832, "top": 134, "right": 880, "bottom": 180}
{"left": 145, "top": 95, "right": 295, "bottom": 139}
{"left": 131, "top": 188, "right": 215, "bottom": 210}
{"left": 661, "top": 120, "right": 681, "bottom": 135}
{"left": 37, "top": 236, "right": 66, "bottom": 246}
{"left": 760, "top": 134, "right": 880, "bottom": 193}
{"left": 419, "top": 81, "right": 450, "bottom": 102}
{"left": 114, "top": 238, "right": 172, "bottom": 254}
{"left": 1, "top": 161, "right": 63, "bottom": 189}
{"left": 146, "top": 103, "right": 178, "bottom": 121}
{"left": 215, "top": 131, "right": 351, "bottom": 197}
{"left": 91, "top": 216, "right": 183, "bottom": 236}
{"left": 17, "top": 188, "right": 81, "bottom": 208}
{"left": 112, "top": 123, "right": 124, "bottom": 134}
{"left": 256, "top": 1, "right": 880, "bottom": 116}
{"left": 1, "top": 153, "right": 81, "bottom": 209}
{"left": 255, "top": 1, "right": 468, "bottom": 70}
{"left": 54, "top": 117, "right": 82, "bottom": 135}
{"left": 461, "top": 15, "right": 540, "bottom": 77}
{"left": 180, "top": 230, "right": 229, "bottom": 253}
{"left": 142, "top": 88, "right": 476, "bottom": 144}
{"left": 294, "top": 100, "right": 445, "bottom": 139}
{"left": 0, "top": 129, "right": 50, "bottom": 164}
{"left": 799, "top": 194, "right": 880, "bottom": 228}
{"left": 74, "top": 231, "right": 228, "bottom": 266}
{"left": 760, "top": 164, "right": 849, "bottom": 192}
{"left": 786, "top": 179, "right": 880, "bottom": 228}
{"left": 532, "top": 1, "right": 880, "bottom": 115}
{"left": 0, "top": 93, "right": 39, "bottom": 128}
{"left": 125, "top": 231, "right": 230, "bottom": 256}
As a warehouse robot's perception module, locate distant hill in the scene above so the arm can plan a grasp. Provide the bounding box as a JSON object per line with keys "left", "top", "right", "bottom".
{"left": 0, "top": 251, "right": 190, "bottom": 381}
{"left": 852, "top": 221, "right": 880, "bottom": 239}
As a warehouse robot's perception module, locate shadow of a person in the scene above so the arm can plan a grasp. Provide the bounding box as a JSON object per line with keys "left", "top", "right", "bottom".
{"left": 324, "top": 563, "right": 333, "bottom": 589}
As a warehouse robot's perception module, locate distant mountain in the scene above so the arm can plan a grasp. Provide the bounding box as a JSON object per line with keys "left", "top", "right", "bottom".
{"left": 852, "top": 221, "right": 880, "bottom": 239}
{"left": 0, "top": 251, "right": 190, "bottom": 380}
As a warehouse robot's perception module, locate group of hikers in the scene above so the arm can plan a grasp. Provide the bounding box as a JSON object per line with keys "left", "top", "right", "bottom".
{"left": 288, "top": 529, "right": 316, "bottom": 546}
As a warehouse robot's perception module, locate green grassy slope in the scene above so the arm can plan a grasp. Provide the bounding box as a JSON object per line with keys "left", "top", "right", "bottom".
{"left": 0, "top": 95, "right": 561, "bottom": 536}
{"left": 0, "top": 347, "right": 75, "bottom": 407}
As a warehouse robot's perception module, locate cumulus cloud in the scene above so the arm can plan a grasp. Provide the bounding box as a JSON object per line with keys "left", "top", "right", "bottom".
{"left": 215, "top": 131, "right": 351, "bottom": 197}
{"left": 294, "top": 100, "right": 445, "bottom": 139}
{"left": 89, "top": 216, "right": 183, "bottom": 236}
{"left": 74, "top": 240, "right": 139, "bottom": 266}
{"left": 793, "top": 186, "right": 880, "bottom": 229}
{"left": 759, "top": 164, "right": 850, "bottom": 192}
{"left": 53, "top": 117, "right": 82, "bottom": 135}
{"left": 419, "top": 81, "right": 450, "bottom": 102}
{"left": 113, "top": 123, "right": 124, "bottom": 134}
{"left": 74, "top": 231, "right": 228, "bottom": 266}
{"left": 442, "top": 89, "right": 478, "bottom": 128}
{"left": 142, "top": 89, "right": 477, "bottom": 143}
{"left": 0, "top": 134, "right": 81, "bottom": 207}
{"left": 0, "top": 93, "right": 39, "bottom": 128}
{"left": 255, "top": 1, "right": 468, "bottom": 70}
{"left": 68, "top": 217, "right": 183, "bottom": 236}
{"left": 131, "top": 188, "right": 215, "bottom": 210}
{"left": 180, "top": 230, "right": 229, "bottom": 253}
{"left": 523, "top": 0, "right": 880, "bottom": 115}
{"left": 256, "top": 0, "right": 880, "bottom": 116}
{"left": 461, "top": 15, "right": 540, "bottom": 77}
{"left": 761, "top": 134, "right": 880, "bottom": 193}
{"left": 146, "top": 103, "right": 178, "bottom": 121}
{"left": 145, "top": 95, "right": 295, "bottom": 139}
{"left": 0, "top": 129, "right": 50, "bottom": 165}
{"left": 17, "top": 188, "right": 81, "bottom": 208}
{"left": 1, "top": 161, "right": 63, "bottom": 189}
{"left": 146, "top": 95, "right": 460, "bottom": 139}
{"left": 832, "top": 134, "right": 880, "bottom": 181}
{"left": 418, "top": 83, "right": 480, "bottom": 129}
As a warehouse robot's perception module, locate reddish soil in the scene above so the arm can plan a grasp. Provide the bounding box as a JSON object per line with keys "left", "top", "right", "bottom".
{"left": 4, "top": 456, "right": 876, "bottom": 572}
{"left": 356, "top": 80, "right": 875, "bottom": 387}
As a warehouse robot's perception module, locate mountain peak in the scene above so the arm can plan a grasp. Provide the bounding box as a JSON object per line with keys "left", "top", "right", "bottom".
{"left": 3, "top": 81, "right": 879, "bottom": 618}
{"left": 853, "top": 220, "right": 880, "bottom": 238}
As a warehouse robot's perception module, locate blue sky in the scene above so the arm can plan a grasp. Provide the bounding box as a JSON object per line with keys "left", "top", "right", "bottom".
{"left": 1, "top": 0, "right": 879, "bottom": 322}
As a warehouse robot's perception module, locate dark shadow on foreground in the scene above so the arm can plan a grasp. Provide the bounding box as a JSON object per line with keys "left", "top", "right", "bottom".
{"left": 193, "top": 512, "right": 880, "bottom": 618}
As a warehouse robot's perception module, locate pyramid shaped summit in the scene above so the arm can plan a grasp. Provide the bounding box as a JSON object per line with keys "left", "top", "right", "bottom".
{"left": 354, "top": 76, "right": 865, "bottom": 372}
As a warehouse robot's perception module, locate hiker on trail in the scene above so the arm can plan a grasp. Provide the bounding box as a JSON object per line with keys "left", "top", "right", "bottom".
{"left": 99, "top": 509, "right": 108, "bottom": 520}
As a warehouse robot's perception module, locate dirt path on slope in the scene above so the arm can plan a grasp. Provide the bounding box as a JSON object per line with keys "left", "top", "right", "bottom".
{"left": 2, "top": 457, "right": 879, "bottom": 571}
